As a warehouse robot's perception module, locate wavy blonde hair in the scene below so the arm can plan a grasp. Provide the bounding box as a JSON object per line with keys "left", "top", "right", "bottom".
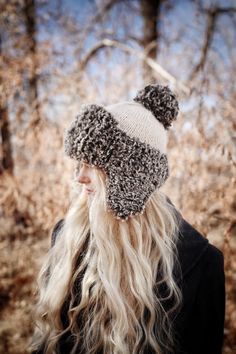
{"left": 30, "top": 164, "right": 183, "bottom": 354}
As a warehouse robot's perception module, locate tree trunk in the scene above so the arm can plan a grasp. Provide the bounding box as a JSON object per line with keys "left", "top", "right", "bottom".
{"left": 0, "top": 107, "right": 14, "bottom": 174}
{"left": 140, "top": 0, "right": 161, "bottom": 84}
{"left": 0, "top": 34, "right": 14, "bottom": 174}
{"left": 23, "top": 0, "right": 41, "bottom": 128}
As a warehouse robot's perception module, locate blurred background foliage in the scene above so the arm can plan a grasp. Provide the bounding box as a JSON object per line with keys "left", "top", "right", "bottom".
{"left": 0, "top": 0, "right": 235, "bottom": 353}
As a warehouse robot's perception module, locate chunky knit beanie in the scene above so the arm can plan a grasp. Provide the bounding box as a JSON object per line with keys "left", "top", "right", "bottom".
{"left": 64, "top": 84, "right": 179, "bottom": 220}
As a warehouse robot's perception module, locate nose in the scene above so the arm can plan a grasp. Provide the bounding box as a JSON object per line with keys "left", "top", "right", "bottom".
{"left": 77, "top": 165, "right": 91, "bottom": 185}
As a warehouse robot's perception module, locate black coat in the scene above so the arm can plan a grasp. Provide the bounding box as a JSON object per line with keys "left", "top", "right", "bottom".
{"left": 34, "top": 205, "right": 225, "bottom": 354}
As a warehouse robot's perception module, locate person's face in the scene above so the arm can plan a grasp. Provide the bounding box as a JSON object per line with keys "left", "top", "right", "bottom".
{"left": 76, "top": 161, "right": 96, "bottom": 195}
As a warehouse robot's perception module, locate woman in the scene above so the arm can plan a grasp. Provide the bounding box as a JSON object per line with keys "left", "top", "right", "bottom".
{"left": 30, "top": 84, "right": 225, "bottom": 354}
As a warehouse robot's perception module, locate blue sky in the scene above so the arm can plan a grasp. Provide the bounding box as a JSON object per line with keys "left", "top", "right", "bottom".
{"left": 36, "top": 0, "right": 235, "bottom": 75}
{"left": 32, "top": 0, "right": 236, "bottom": 123}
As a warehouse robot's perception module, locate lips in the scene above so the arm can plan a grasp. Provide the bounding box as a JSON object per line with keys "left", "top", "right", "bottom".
{"left": 85, "top": 189, "right": 94, "bottom": 193}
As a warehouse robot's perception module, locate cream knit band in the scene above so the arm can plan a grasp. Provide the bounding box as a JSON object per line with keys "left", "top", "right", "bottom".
{"left": 106, "top": 102, "right": 168, "bottom": 154}
{"left": 64, "top": 84, "right": 179, "bottom": 220}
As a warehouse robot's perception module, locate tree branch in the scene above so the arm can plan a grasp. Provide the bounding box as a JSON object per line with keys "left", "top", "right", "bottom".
{"left": 79, "top": 39, "right": 189, "bottom": 94}
{"left": 189, "top": 5, "right": 236, "bottom": 81}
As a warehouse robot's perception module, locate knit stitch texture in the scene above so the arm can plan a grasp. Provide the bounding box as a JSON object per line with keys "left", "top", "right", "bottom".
{"left": 64, "top": 104, "right": 169, "bottom": 220}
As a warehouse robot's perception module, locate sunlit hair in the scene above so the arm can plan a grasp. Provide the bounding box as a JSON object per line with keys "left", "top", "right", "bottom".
{"left": 30, "top": 162, "right": 183, "bottom": 354}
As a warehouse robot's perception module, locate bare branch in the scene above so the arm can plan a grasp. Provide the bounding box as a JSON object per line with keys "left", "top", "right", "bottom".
{"left": 79, "top": 0, "right": 118, "bottom": 42}
{"left": 189, "top": 5, "right": 236, "bottom": 81}
{"left": 140, "top": 0, "right": 161, "bottom": 83}
{"left": 80, "top": 39, "right": 190, "bottom": 94}
{"left": 190, "top": 7, "right": 217, "bottom": 81}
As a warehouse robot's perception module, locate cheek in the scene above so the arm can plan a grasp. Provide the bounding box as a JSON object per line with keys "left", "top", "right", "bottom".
{"left": 89, "top": 172, "right": 97, "bottom": 186}
{"left": 86, "top": 168, "right": 96, "bottom": 185}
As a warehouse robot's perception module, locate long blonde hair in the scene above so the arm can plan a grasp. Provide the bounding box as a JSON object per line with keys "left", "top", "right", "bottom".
{"left": 30, "top": 165, "right": 183, "bottom": 354}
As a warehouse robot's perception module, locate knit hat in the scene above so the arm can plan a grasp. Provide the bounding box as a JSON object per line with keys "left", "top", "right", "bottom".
{"left": 64, "top": 84, "right": 179, "bottom": 220}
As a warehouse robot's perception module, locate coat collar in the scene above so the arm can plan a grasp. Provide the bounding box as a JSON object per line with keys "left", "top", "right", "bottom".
{"left": 167, "top": 197, "right": 209, "bottom": 281}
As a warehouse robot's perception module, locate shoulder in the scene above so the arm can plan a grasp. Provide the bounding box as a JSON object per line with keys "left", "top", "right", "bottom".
{"left": 181, "top": 216, "right": 224, "bottom": 270}
{"left": 199, "top": 242, "right": 225, "bottom": 283}
{"left": 176, "top": 215, "right": 224, "bottom": 280}
{"left": 204, "top": 242, "right": 224, "bottom": 266}
{"left": 194, "top": 242, "right": 225, "bottom": 320}
{"left": 51, "top": 219, "right": 64, "bottom": 247}
{"left": 174, "top": 231, "right": 225, "bottom": 354}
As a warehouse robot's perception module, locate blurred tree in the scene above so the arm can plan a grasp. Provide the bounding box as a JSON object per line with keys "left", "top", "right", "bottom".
{"left": 0, "top": 1, "right": 235, "bottom": 353}
{"left": 0, "top": 32, "right": 14, "bottom": 174}
{"left": 190, "top": 4, "right": 236, "bottom": 81}
{"left": 140, "top": 0, "right": 161, "bottom": 84}
{"left": 23, "top": 0, "right": 41, "bottom": 131}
